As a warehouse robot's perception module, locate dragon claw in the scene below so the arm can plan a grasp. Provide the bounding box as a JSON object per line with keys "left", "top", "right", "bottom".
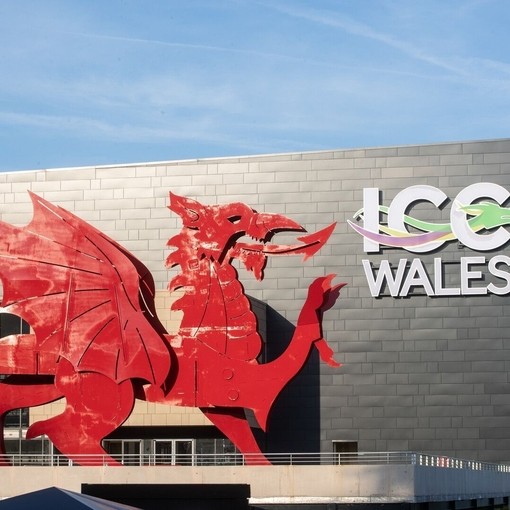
{"left": 305, "top": 274, "right": 346, "bottom": 312}
{"left": 303, "top": 275, "right": 345, "bottom": 367}
{"left": 26, "top": 421, "right": 46, "bottom": 440}
{"left": 322, "top": 284, "right": 346, "bottom": 314}
{"left": 315, "top": 338, "right": 342, "bottom": 368}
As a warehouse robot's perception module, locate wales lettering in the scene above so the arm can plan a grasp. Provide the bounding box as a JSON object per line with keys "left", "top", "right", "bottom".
{"left": 349, "top": 183, "right": 510, "bottom": 298}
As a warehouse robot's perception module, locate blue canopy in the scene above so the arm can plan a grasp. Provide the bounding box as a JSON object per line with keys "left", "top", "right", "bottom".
{"left": 0, "top": 487, "right": 142, "bottom": 510}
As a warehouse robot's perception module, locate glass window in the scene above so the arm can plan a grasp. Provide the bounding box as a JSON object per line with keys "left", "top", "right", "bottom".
{"left": 154, "top": 440, "right": 173, "bottom": 465}
{"left": 103, "top": 440, "right": 141, "bottom": 465}
{"left": 0, "top": 313, "right": 30, "bottom": 336}
{"left": 0, "top": 313, "right": 32, "bottom": 460}
{"left": 175, "top": 440, "right": 193, "bottom": 466}
{"left": 153, "top": 439, "right": 195, "bottom": 466}
{"left": 5, "top": 437, "right": 50, "bottom": 465}
{"left": 195, "top": 438, "right": 238, "bottom": 465}
{"left": 4, "top": 409, "right": 29, "bottom": 429}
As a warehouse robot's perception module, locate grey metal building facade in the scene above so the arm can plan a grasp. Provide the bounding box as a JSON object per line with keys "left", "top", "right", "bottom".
{"left": 1, "top": 138, "right": 510, "bottom": 463}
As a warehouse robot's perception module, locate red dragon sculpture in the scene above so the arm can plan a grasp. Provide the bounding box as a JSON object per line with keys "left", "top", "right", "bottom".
{"left": 0, "top": 192, "right": 343, "bottom": 465}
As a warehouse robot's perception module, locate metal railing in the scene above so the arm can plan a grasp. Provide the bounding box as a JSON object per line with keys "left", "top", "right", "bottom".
{"left": 2, "top": 451, "right": 510, "bottom": 470}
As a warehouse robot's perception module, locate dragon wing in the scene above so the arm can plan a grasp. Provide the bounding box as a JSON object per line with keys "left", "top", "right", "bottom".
{"left": 0, "top": 192, "right": 170, "bottom": 385}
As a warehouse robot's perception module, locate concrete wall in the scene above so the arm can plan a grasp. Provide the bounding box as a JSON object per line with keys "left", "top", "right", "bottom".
{"left": 2, "top": 139, "right": 510, "bottom": 461}
{"left": 1, "top": 464, "right": 510, "bottom": 504}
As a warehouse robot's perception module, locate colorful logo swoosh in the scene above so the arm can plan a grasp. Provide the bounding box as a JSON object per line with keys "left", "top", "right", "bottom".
{"left": 348, "top": 202, "right": 510, "bottom": 250}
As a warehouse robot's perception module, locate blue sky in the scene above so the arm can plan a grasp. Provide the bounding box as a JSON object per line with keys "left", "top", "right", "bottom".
{"left": 1, "top": 0, "right": 509, "bottom": 171}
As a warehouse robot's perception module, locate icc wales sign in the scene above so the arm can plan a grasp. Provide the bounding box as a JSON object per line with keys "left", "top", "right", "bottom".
{"left": 349, "top": 183, "right": 510, "bottom": 298}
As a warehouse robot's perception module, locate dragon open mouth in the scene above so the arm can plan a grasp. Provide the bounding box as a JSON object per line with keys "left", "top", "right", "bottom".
{"left": 233, "top": 223, "right": 336, "bottom": 280}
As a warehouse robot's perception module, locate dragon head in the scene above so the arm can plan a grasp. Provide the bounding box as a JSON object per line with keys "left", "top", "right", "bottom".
{"left": 459, "top": 201, "right": 510, "bottom": 230}
{"left": 167, "top": 193, "right": 335, "bottom": 280}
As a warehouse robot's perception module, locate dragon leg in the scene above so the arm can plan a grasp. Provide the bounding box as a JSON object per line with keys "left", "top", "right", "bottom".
{"left": 0, "top": 375, "right": 62, "bottom": 465}
{"left": 296, "top": 275, "right": 345, "bottom": 367}
{"left": 26, "top": 359, "right": 135, "bottom": 466}
{"left": 200, "top": 407, "right": 270, "bottom": 465}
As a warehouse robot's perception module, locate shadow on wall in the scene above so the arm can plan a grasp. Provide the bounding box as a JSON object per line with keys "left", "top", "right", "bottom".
{"left": 262, "top": 306, "right": 321, "bottom": 455}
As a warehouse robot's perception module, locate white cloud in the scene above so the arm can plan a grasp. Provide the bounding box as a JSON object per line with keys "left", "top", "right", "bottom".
{"left": 259, "top": 1, "right": 510, "bottom": 90}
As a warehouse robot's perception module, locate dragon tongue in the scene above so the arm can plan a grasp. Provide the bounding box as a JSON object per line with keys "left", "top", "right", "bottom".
{"left": 239, "top": 250, "right": 267, "bottom": 280}
{"left": 256, "top": 223, "right": 336, "bottom": 259}
{"left": 295, "top": 223, "right": 336, "bottom": 260}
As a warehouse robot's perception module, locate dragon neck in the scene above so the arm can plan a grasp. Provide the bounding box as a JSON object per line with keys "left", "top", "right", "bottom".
{"left": 171, "top": 256, "right": 262, "bottom": 361}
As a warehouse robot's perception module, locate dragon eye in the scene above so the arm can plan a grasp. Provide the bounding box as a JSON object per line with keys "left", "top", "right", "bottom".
{"left": 228, "top": 216, "right": 242, "bottom": 224}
